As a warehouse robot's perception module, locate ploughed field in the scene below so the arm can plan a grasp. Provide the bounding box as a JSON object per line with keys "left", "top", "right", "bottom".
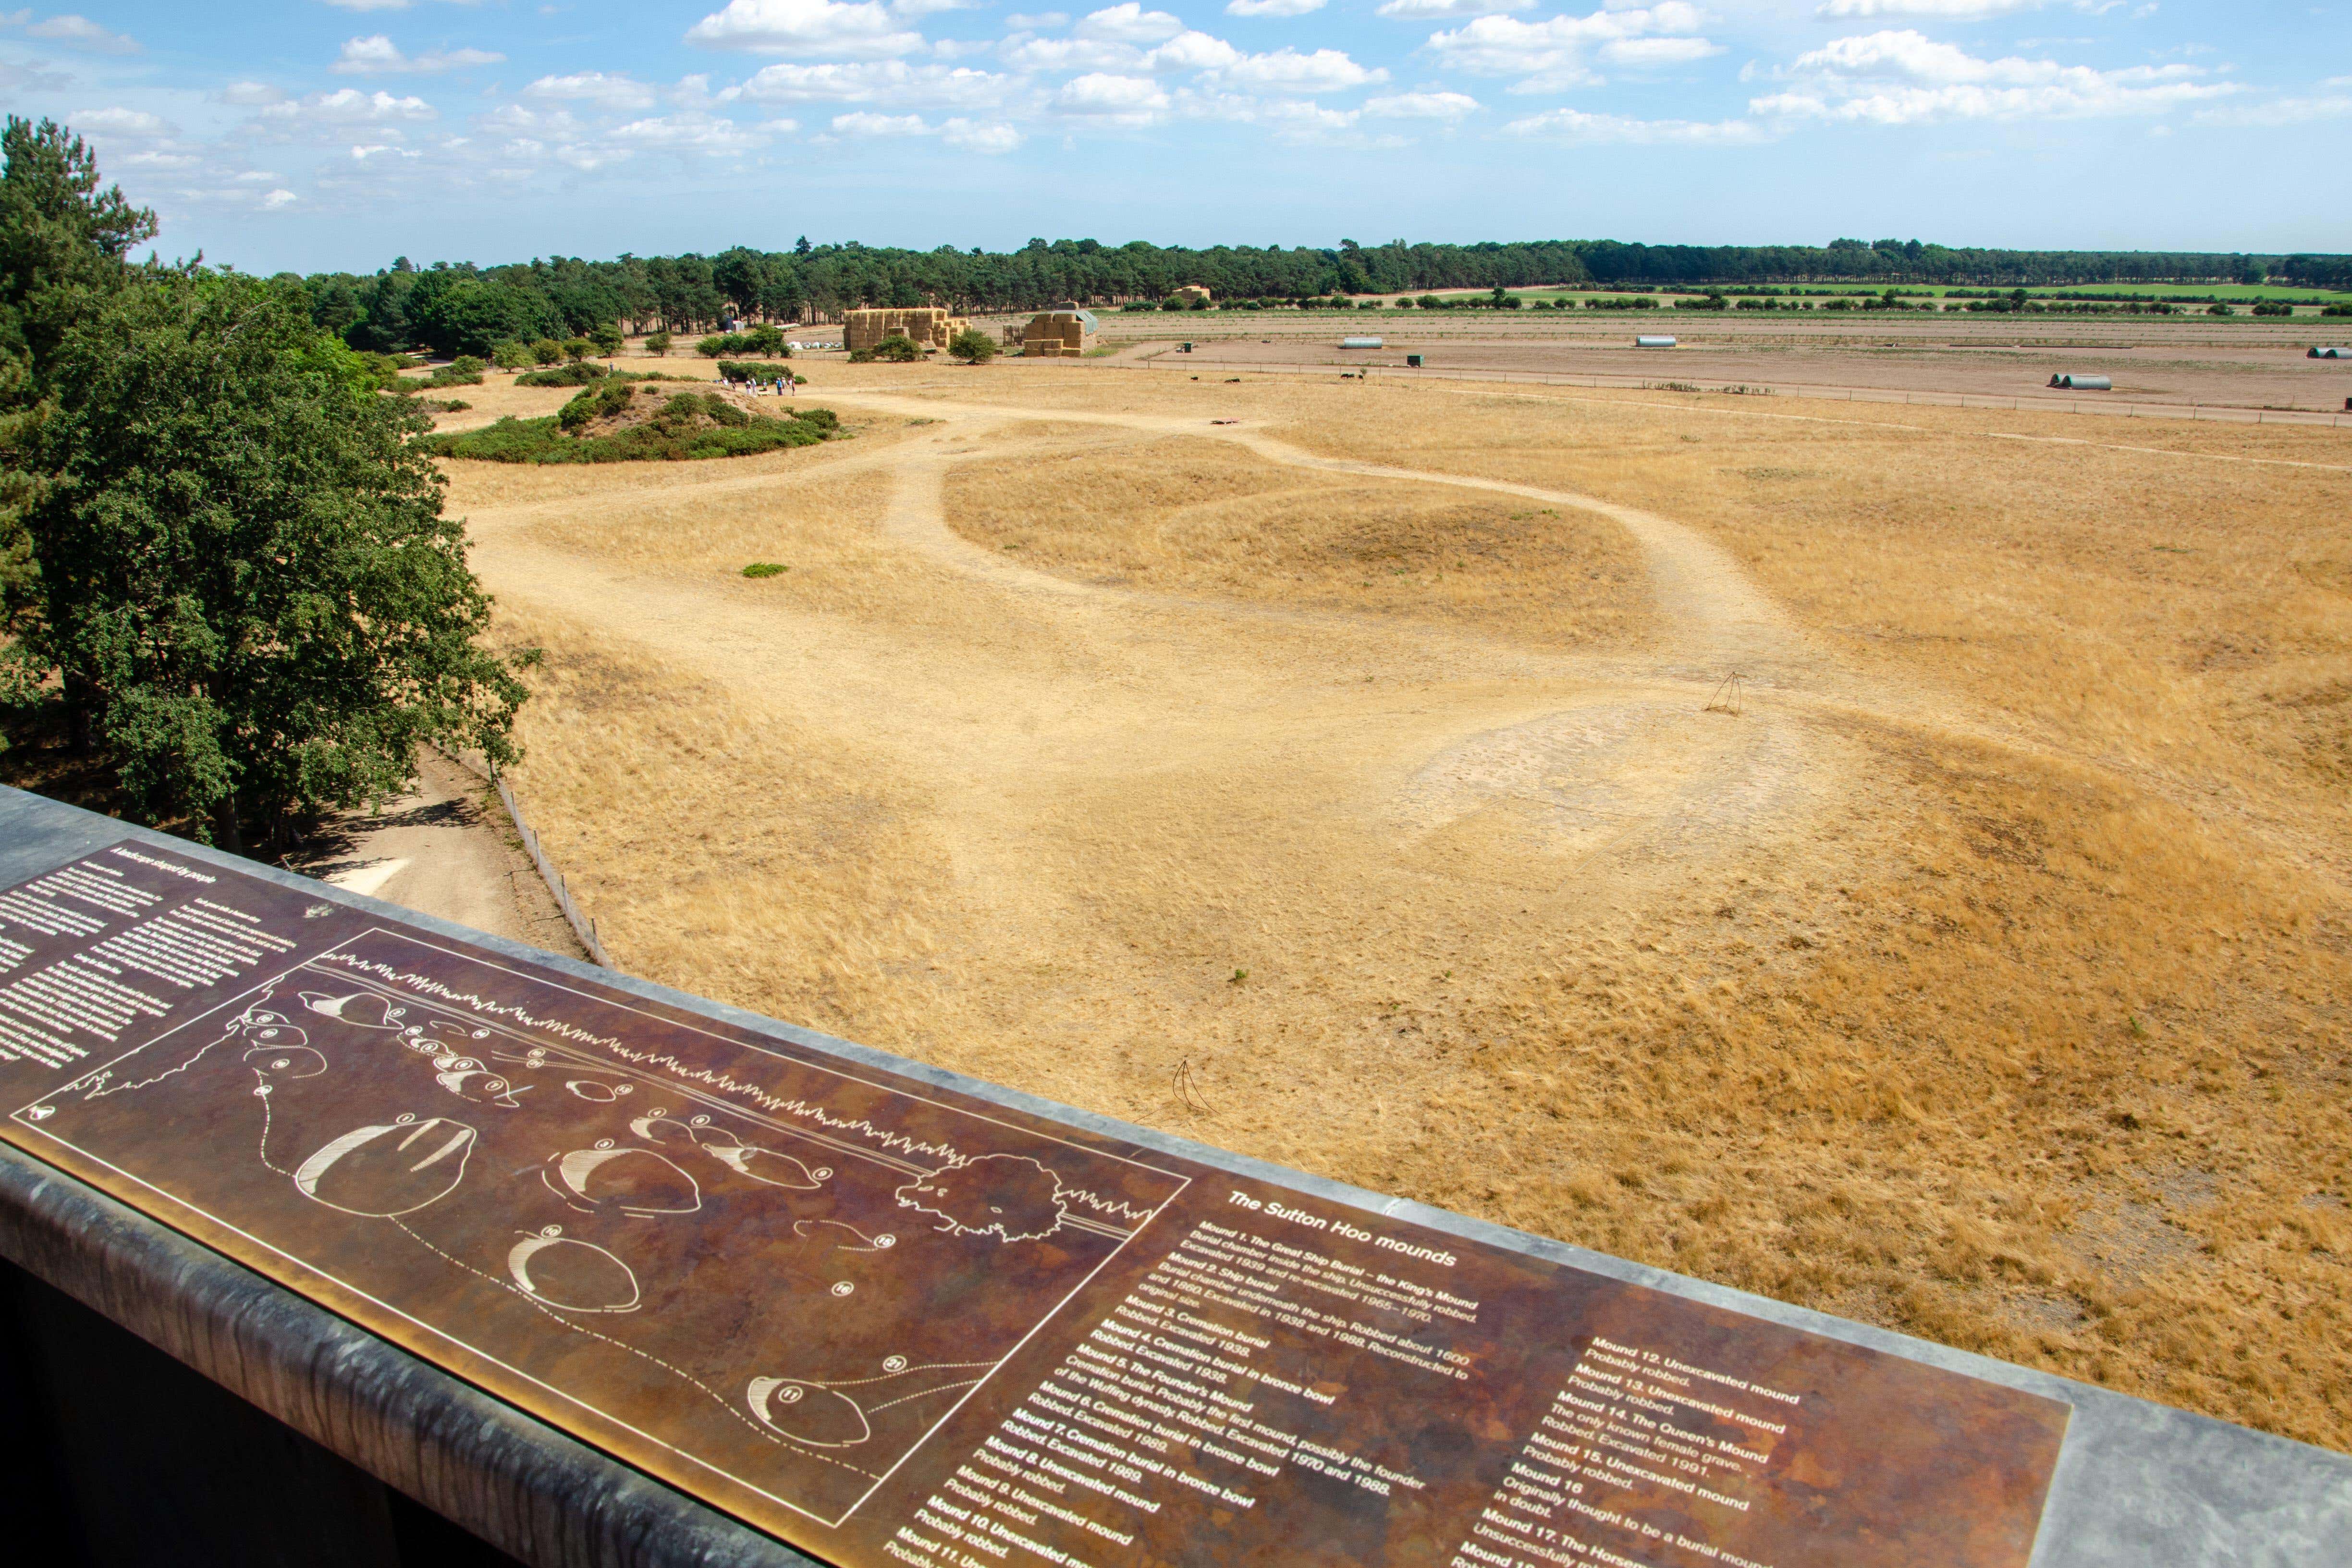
{"left": 436, "top": 359, "right": 2352, "bottom": 1452}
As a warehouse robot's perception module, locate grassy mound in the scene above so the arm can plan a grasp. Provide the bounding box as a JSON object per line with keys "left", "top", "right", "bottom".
{"left": 420, "top": 385, "right": 840, "bottom": 464}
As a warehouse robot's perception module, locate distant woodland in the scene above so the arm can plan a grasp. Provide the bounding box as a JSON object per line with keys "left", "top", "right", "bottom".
{"left": 299, "top": 237, "right": 2352, "bottom": 357}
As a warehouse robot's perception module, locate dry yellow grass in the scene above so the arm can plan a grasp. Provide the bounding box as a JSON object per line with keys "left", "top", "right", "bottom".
{"left": 441, "top": 363, "right": 2352, "bottom": 1452}
{"left": 945, "top": 435, "right": 1651, "bottom": 647}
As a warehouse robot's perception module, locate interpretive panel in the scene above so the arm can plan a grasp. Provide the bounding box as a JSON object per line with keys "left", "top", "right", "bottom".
{"left": 0, "top": 842, "right": 2070, "bottom": 1568}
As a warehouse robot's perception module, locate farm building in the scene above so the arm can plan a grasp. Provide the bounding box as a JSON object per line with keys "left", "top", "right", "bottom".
{"left": 843, "top": 307, "right": 968, "bottom": 354}
{"left": 1021, "top": 309, "right": 1100, "bottom": 357}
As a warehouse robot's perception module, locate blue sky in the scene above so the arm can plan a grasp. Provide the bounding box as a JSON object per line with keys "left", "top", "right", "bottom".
{"left": 4, "top": 1, "right": 2345, "bottom": 273}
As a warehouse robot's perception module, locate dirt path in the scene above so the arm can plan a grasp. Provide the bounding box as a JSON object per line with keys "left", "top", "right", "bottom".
{"left": 287, "top": 749, "right": 585, "bottom": 958}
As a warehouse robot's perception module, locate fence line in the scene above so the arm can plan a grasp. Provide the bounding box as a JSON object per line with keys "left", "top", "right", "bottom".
{"left": 434, "top": 745, "right": 615, "bottom": 970}
{"left": 1131, "top": 355, "right": 2352, "bottom": 430}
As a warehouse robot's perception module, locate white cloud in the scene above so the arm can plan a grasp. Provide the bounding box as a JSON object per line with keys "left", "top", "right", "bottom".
{"left": 261, "top": 188, "right": 297, "bottom": 208}
{"left": 1005, "top": 11, "right": 1068, "bottom": 24}
{"left": 1506, "top": 106, "right": 1768, "bottom": 142}
{"left": 609, "top": 111, "right": 772, "bottom": 151}
{"left": 1601, "top": 36, "right": 1721, "bottom": 67}
{"left": 21, "top": 13, "right": 138, "bottom": 52}
{"left": 220, "top": 81, "right": 289, "bottom": 105}
{"left": 320, "top": 0, "right": 412, "bottom": 10}
{"left": 1075, "top": 2, "right": 1183, "bottom": 41}
{"left": 833, "top": 109, "right": 931, "bottom": 133}
{"left": 1148, "top": 30, "right": 1241, "bottom": 70}
{"left": 1816, "top": 0, "right": 2057, "bottom": 14}
{"left": 1225, "top": 0, "right": 1325, "bottom": 14}
{"left": 943, "top": 116, "right": 1023, "bottom": 150}
{"left": 1205, "top": 47, "right": 1385, "bottom": 93}
{"left": 1759, "top": 29, "right": 2237, "bottom": 122}
{"left": 684, "top": 0, "right": 925, "bottom": 58}
{"left": 118, "top": 148, "right": 204, "bottom": 170}
{"left": 1374, "top": 0, "right": 1529, "bottom": 17}
{"left": 263, "top": 87, "right": 437, "bottom": 124}
{"left": 349, "top": 143, "right": 420, "bottom": 159}
{"left": 523, "top": 72, "right": 659, "bottom": 110}
{"left": 1362, "top": 89, "right": 1480, "bottom": 117}
{"left": 2191, "top": 94, "right": 2352, "bottom": 127}
{"left": 332, "top": 35, "right": 504, "bottom": 74}
{"left": 1425, "top": 4, "right": 1700, "bottom": 87}
{"left": 1054, "top": 70, "right": 1171, "bottom": 121}
{"left": 739, "top": 59, "right": 1014, "bottom": 106}
{"left": 0, "top": 60, "right": 72, "bottom": 92}
{"left": 69, "top": 106, "right": 174, "bottom": 137}
{"left": 1003, "top": 36, "right": 1146, "bottom": 69}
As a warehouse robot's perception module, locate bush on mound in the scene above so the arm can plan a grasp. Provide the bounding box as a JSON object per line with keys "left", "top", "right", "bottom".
{"left": 717, "top": 360, "right": 797, "bottom": 381}
{"left": 419, "top": 385, "right": 840, "bottom": 464}
{"left": 515, "top": 360, "right": 608, "bottom": 387}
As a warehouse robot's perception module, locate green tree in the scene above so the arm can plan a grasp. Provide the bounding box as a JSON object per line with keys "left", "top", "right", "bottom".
{"left": 0, "top": 117, "right": 158, "bottom": 649}
{"left": 560, "top": 336, "right": 593, "bottom": 363}
{"left": 530, "top": 337, "right": 563, "bottom": 365}
{"left": 948, "top": 328, "right": 998, "bottom": 364}
{"left": 588, "top": 321, "right": 623, "bottom": 358}
{"left": 490, "top": 339, "right": 530, "bottom": 370}
{"left": 645, "top": 330, "right": 671, "bottom": 357}
{"left": 20, "top": 274, "right": 532, "bottom": 850}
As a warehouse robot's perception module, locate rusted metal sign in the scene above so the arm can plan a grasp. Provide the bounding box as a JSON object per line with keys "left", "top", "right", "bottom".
{"left": 0, "top": 843, "right": 2068, "bottom": 1568}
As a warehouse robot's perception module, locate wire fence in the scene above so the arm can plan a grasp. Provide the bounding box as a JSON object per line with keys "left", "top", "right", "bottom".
{"left": 1133, "top": 355, "right": 2352, "bottom": 429}
{"left": 435, "top": 746, "right": 614, "bottom": 970}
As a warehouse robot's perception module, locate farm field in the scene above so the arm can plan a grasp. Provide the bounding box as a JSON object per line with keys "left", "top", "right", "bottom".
{"left": 437, "top": 357, "right": 2352, "bottom": 1455}
{"left": 1071, "top": 310, "right": 2352, "bottom": 414}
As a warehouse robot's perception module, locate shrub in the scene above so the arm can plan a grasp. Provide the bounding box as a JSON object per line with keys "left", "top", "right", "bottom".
{"left": 852, "top": 332, "right": 922, "bottom": 364}
{"left": 589, "top": 323, "right": 624, "bottom": 356}
{"left": 420, "top": 402, "right": 840, "bottom": 464}
{"left": 561, "top": 337, "right": 595, "bottom": 363}
{"left": 742, "top": 562, "right": 788, "bottom": 578}
{"left": 719, "top": 360, "right": 798, "bottom": 381}
{"left": 948, "top": 329, "right": 999, "bottom": 364}
{"left": 421, "top": 354, "right": 486, "bottom": 388}
{"left": 645, "top": 330, "right": 672, "bottom": 356}
{"left": 490, "top": 340, "right": 531, "bottom": 370}
{"left": 697, "top": 329, "right": 790, "bottom": 358}
{"left": 530, "top": 338, "right": 564, "bottom": 365}
{"left": 514, "top": 361, "right": 609, "bottom": 387}
{"left": 2324, "top": 303, "right": 2352, "bottom": 317}
{"left": 1394, "top": 296, "right": 1414, "bottom": 309}
{"left": 1189, "top": 296, "right": 1211, "bottom": 310}
{"left": 2251, "top": 302, "right": 2293, "bottom": 317}
{"left": 1161, "top": 296, "right": 1186, "bottom": 311}
{"left": 2207, "top": 303, "right": 2236, "bottom": 316}
{"left": 1416, "top": 294, "right": 1443, "bottom": 309}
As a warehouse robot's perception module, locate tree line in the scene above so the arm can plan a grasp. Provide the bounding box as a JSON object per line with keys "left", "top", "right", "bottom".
{"left": 0, "top": 117, "right": 528, "bottom": 851}
{"left": 302, "top": 236, "right": 2350, "bottom": 358}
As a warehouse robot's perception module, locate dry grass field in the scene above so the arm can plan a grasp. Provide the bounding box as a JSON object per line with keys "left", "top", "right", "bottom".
{"left": 438, "top": 361, "right": 2352, "bottom": 1453}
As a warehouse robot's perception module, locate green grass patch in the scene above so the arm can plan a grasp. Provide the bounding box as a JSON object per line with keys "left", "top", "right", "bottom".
{"left": 742, "top": 562, "right": 788, "bottom": 578}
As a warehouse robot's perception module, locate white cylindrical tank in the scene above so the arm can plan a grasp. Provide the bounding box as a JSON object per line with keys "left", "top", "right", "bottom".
{"left": 1340, "top": 337, "right": 1384, "bottom": 349}
{"left": 1635, "top": 335, "right": 1677, "bottom": 348}
{"left": 2049, "top": 373, "right": 2113, "bottom": 390}
{"left": 2310, "top": 346, "right": 2351, "bottom": 359}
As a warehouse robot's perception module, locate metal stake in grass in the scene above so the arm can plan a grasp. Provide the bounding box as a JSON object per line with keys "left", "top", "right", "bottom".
{"left": 1704, "top": 670, "right": 1745, "bottom": 716}
{"left": 1175, "top": 1058, "right": 1210, "bottom": 1115}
